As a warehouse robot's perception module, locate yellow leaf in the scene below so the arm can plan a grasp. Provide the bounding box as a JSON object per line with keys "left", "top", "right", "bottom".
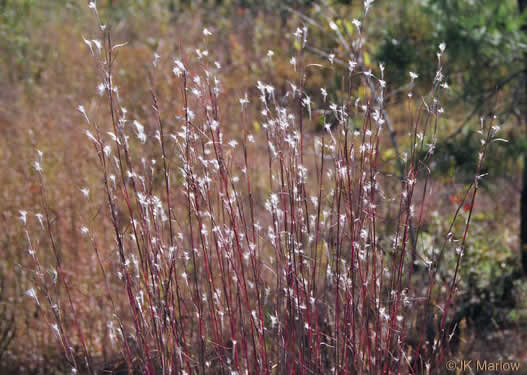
{"left": 382, "top": 148, "right": 395, "bottom": 160}
{"left": 294, "top": 39, "right": 301, "bottom": 51}
{"left": 344, "top": 20, "right": 354, "bottom": 35}
{"left": 364, "top": 51, "right": 370, "bottom": 66}
{"left": 358, "top": 86, "right": 368, "bottom": 99}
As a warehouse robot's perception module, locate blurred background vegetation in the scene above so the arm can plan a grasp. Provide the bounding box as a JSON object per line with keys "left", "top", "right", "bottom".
{"left": 1, "top": 0, "right": 527, "bottom": 372}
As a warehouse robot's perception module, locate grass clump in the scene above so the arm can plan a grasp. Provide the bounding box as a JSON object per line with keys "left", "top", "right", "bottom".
{"left": 17, "top": 1, "right": 504, "bottom": 373}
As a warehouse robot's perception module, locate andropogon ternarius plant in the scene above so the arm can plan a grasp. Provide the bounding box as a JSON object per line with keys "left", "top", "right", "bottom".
{"left": 21, "top": 1, "right": 504, "bottom": 373}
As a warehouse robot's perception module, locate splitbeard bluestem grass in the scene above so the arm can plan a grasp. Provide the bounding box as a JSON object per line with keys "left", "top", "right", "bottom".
{"left": 20, "top": 1, "right": 505, "bottom": 373}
